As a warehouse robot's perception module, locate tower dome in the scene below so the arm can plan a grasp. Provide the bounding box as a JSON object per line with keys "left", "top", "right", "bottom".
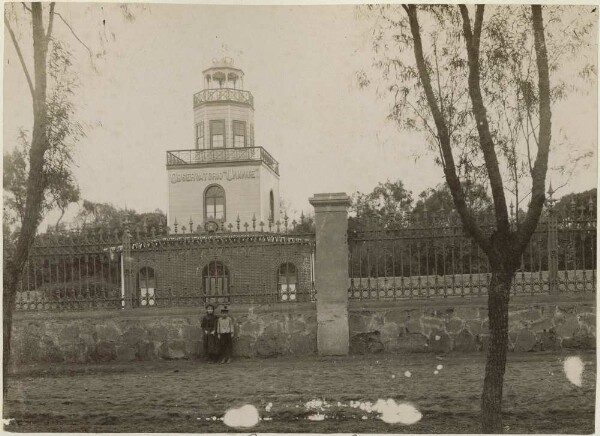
{"left": 202, "top": 57, "right": 245, "bottom": 90}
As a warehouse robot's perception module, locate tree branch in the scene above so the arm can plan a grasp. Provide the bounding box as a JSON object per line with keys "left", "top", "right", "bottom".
{"left": 459, "top": 4, "right": 511, "bottom": 235}
{"left": 405, "top": 5, "right": 491, "bottom": 253}
{"left": 54, "top": 11, "right": 93, "bottom": 58}
{"left": 46, "top": 3, "right": 56, "bottom": 45}
{"left": 516, "top": 5, "right": 552, "bottom": 252}
{"left": 433, "top": 38, "right": 445, "bottom": 120}
{"left": 4, "top": 14, "right": 35, "bottom": 99}
{"left": 526, "top": 109, "right": 540, "bottom": 148}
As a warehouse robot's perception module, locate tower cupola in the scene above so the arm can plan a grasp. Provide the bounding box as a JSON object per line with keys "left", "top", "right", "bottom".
{"left": 203, "top": 57, "right": 244, "bottom": 89}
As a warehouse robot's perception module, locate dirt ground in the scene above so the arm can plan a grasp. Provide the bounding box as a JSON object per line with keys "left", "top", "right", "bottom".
{"left": 4, "top": 351, "right": 595, "bottom": 433}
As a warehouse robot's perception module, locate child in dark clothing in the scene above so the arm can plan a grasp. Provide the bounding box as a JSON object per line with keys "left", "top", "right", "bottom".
{"left": 200, "top": 304, "right": 219, "bottom": 363}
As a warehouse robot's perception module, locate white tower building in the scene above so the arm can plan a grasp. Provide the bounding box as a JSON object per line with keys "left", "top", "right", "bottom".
{"left": 167, "top": 58, "right": 280, "bottom": 230}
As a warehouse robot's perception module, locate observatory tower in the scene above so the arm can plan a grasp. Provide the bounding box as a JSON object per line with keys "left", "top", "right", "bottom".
{"left": 166, "top": 58, "right": 280, "bottom": 230}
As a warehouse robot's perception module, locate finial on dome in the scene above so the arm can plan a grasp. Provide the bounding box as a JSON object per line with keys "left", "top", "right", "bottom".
{"left": 212, "top": 57, "right": 235, "bottom": 67}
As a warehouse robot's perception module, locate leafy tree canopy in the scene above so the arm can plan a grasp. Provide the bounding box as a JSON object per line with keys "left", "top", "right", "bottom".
{"left": 3, "top": 39, "right": 82, "bottom": 232}
{"left": 552, "top": 188, "right": 596, "bottom": 218}
{"left": 350, "top": 180, "right": 413, "bottom": 228}
{"left": 71, "top": 200, "right": 166, "bottom": 233}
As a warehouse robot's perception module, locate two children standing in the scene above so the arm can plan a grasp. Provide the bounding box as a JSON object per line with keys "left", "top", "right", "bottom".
{"left": 200, "top": 305, "right": 235, "bottom": 364}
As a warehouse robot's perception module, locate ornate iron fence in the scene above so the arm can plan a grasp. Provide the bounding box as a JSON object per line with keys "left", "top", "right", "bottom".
{"left": 15, "top": 229, "right": 126, "bottom": 311}
{"left": 166, "top": 146, "right": 279, "bottom": 175}
{"left": 15, "top": 218, "right": 315, "bottom": 312}
{"left": 348, "top": 201, "right": 596, "bottom": 300}
{"left": 193, "top": 88, "right": 254, "bottom": 108}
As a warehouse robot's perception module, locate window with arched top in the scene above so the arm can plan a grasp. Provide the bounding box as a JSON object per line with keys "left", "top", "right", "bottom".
{"left": 138, "top": 267, "right": 156, "bottom": 306}
{"left": 278, "top": 263, "right": 297, "bottom": 302}
{"left": 205, "top": 185, "right": 225, "bottom": 221}
{"left": 270, "top": 190, "right": 275, "bottom": 221}
{"left": 203, "top": 260, "right": 230, "bottom": 303}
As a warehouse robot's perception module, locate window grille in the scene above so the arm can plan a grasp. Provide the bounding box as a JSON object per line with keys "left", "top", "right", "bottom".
{"left": 278, "top": 263, "right": 297, "bottom": 302}
{"left": 138, "top": 267, "right": 156, "bottom": 306}
{"left": 210, "top": 120, "right": 225, "bottom": 148}
{"left": 203, "top": 260, "right": 230, "bottom": 303}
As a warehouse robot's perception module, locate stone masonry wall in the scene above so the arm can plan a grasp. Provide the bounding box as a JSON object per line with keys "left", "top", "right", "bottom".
{"left": 11, "top": 303, "right": 317, "bottom": 365}
{"left": 11, "top": 295, "right": 595, "bottom": 365}
{"left": 349, "top": 295, "right": 596, "bottom": 354}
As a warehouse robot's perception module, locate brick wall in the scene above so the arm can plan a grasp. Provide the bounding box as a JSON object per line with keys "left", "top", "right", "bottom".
{"left": 131, "top": 238, "right": 314, "bottom": 303}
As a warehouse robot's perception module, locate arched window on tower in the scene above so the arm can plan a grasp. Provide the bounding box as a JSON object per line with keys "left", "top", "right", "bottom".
{"left": 138, "top": 267, "right": 156, "bottom": 307}
{"left": 205, "top": 185, "right": 226, "bottom": 222}
{"left": 202, "top": 260, "right": 230, "bottom": 303}
{"left": 270, "top": 190, "right": 274, "bottom": 222}
{"left": 278, "top": 263, "right": 297, "bottom": 302}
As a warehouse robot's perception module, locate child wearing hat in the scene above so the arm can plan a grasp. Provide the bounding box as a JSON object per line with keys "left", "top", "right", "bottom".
{"left": 200, "top": 304, "right": 219, "bottom": 363}
{"left": 217, "top": 306, "right": 234, "bottom": 364}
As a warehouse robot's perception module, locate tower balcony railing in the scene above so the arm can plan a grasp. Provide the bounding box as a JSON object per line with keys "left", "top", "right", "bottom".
{"left": 193, "top": 88, "right": 254, "bottom": 108}
{"left": 167, "top": 147, "right": 279, "bottom": 175}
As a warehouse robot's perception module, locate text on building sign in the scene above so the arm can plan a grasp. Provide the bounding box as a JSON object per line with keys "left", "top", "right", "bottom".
{"left": 170, "top": 169, "right": 258, "bottom": 184}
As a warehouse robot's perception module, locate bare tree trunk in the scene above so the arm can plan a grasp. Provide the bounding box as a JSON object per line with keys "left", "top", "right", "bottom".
{"left": 55, "top": 208, "right": 66, "bottom": 228}
{"left": 402, "top": 4, "right": 551, "bottom": 434}
{"left": 481, "top": 268, "right": 513, "bottom": 433}
{"left": 3, "top": 3, "right": 51, "bottom": 403}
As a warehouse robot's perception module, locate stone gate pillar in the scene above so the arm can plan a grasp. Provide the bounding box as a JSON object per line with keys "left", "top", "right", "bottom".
{"left": 309, "top": 193, "right": 351, "bottom": 355}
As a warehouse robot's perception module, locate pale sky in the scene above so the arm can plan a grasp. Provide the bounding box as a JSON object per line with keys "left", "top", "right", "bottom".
{"left": 3, "top": 3, "right": 598, "bottom": 228}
